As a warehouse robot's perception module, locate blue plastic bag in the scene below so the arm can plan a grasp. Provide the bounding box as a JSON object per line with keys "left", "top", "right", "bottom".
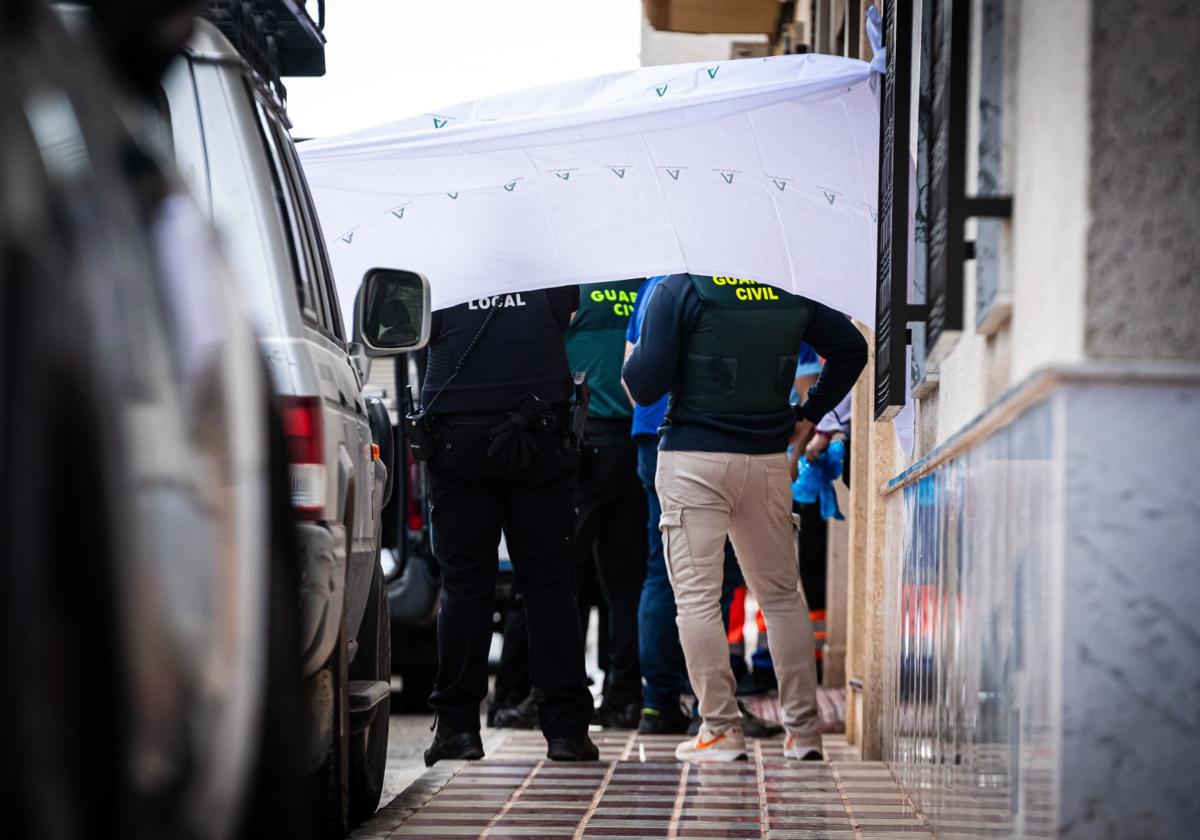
{"left": 791, "top": 439, "right": 846, "bottom": 521}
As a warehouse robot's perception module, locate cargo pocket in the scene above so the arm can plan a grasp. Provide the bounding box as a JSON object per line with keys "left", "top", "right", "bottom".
{"left": 658, "top": 508, "right": 694, "bottom": 588}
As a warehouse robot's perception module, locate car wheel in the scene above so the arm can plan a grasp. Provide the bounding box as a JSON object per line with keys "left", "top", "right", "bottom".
{"left": 348, "top": 558, "right": 391, "bottom": 824}
{"left": 309, "top": 615, "right": 350, "bottom": 839}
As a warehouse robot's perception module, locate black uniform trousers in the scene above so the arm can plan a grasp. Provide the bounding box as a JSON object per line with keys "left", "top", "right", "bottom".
{"left": 574, "top": 422, "right": 647, "bottom": 707}
{"left": 427, "top": 421, "right": 593, "bottom": 738}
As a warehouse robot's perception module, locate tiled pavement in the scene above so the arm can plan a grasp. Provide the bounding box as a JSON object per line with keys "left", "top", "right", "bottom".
{"left": 351, "top": 732, "right": 937, "bottom": 839}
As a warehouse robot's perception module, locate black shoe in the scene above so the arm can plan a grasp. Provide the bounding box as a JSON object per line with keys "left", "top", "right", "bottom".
{"left": 592, "top": 701, "right": 641, "bottom": 730}
{"left": 638, "top": 704, "right": 692, "bottom": 735}
{"left": 546, "top": 735, "right": 599, "bottom": 761}
{"left": 424, "top": 729, "right": 484, "bottom": 766}
{"left": 736, "top": 666, "right": 778, "bottom": 697}
{"left": 493, "top": 689, "right": 540, "bottom": 729}
{"left": 738, "top": 701, "right": 784, "bottom": 738}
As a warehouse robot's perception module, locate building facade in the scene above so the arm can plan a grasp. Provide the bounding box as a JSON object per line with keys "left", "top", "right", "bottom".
{"left": 644, "top": 1, "right": 1199, "bottom": 835}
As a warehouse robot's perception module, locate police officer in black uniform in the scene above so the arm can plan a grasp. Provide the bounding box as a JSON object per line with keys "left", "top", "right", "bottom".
{"left": 419, "top": 287, "right": 598, "bottom": 765}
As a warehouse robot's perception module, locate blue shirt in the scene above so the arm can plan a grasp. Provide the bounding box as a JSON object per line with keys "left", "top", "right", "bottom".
{"left": 626, "top": 275, "right": 669, "bottom": 440}
{"left": 790, "top": 343, "right": 822, "bottom": 404}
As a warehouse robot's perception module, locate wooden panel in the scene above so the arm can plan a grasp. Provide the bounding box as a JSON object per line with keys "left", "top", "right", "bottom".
{"left": 643, "top": 0, "right": 780, "bottom": 35}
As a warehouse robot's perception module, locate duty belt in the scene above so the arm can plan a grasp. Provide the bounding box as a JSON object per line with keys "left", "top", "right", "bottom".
{"left": 433, "top": 411, "right": 566, "bottom": 431}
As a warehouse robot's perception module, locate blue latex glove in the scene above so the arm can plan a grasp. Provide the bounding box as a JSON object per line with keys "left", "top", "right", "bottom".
{"left": 791, "top": 439, "right": 846, "bottom": 521}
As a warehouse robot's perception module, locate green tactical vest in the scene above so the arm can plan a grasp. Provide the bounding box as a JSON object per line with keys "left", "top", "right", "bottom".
{"left": 566, "top": 278, "right": 642, "bottom": 420}
{"left": 674, "top": 275, "right": 812, "bottom": 415}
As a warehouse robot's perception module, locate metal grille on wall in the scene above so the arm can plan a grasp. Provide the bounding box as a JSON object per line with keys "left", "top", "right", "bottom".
{"left": 873, "top": 0, "right": 1014, "bottom": 420}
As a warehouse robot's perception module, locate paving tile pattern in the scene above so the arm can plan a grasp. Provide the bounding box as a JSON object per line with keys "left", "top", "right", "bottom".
{"left": 352, "top": 734, "right": 939, "bottom": 839}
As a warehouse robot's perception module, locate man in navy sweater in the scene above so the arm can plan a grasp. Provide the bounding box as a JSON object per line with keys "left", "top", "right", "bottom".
{"left": 622, "top": 273, "right": 866, "bottom": 761}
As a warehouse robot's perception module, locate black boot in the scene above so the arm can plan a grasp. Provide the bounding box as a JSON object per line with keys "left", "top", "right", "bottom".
{"left": 424, "top": 728, "right": 484, "bottom": 766}
{"left": 592, "top": 700, "right": 641, "bottom": 730}
{"left": 546, "top": 734, "right": 599, "bottom": 761}
{"left": 493, "top": 688, "right": 541, "bottom": 729}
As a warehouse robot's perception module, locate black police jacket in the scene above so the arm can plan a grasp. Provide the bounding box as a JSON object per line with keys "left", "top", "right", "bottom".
{"left": 422, "top": 287, "right": 579, "bottom": 414}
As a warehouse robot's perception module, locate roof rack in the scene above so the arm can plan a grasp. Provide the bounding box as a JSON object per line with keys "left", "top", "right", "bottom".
{"left": 201, "top": 1, "right": 326, "bottom": 114}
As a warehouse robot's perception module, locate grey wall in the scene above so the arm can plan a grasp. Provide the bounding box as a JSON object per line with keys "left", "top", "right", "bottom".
{"left": 1059, "top": 377, "right": 1200, "bottom": 838}
{"left": 1086, "top": 0, "right": 1200, "bottom": 361}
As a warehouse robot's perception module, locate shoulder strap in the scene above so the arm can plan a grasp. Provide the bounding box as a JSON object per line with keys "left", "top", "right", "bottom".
{"left": 420, "top": 305, "right": 499, "bottom": 414}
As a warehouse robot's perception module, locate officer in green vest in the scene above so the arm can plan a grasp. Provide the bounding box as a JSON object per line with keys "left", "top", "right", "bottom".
{"left": 565, "top": 278, "right": 648, "bottom": 728}
{"left": 622, "top": 273, "right": 866, "bottom": 762}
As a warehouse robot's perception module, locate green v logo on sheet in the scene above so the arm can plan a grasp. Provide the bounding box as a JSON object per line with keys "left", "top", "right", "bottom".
{"left": 340, "top": 229, "right": 356, "bottom": 244}
{"left": 655, "top": 84, "right": 668, "bottom": 97}
{"left": 447, "top": 192, "right": 459, "bottom": 200}
{"left": 707, "top": 66, "right": 719, "bottom": 79}
{"left": 667, "top": 169, "right": 681, "bottom": 180}
{"left": 390, "top": 206, "right": 406, "bottom": 219}
{"left": 611, "top": 168, "right": 627, "bottom": 179}
{"left": 721, "top": 172, "right": 735, "bottom": 184}
{"left": 504, "top": 181, "right": 517, "bottom": 192}
{"left": 432, "top": 116, "right": 448, "bottom": 129}
{"left": 823, "top": 189, "right": 837, "bottom": 204}
{"left": 556, "top": 171, "right": 571, "bottom": 180}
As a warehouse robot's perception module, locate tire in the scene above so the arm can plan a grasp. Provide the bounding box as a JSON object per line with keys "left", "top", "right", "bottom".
{"left": 348, "top": 559, "right": 391, "bottom": 824}
{"left": 309, "top": 616, "right": 350, "bottom": 839}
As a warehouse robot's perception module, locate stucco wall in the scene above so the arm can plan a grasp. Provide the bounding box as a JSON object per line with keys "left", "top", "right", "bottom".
{"left": 910, "top": 0, "right": 1093, "bottom": 455}
{"left": 1085, "top": 0, "right": 1200, "bottom": 362}
{"left": 1007, "top": 0, "right": 1092, "bottom": 383}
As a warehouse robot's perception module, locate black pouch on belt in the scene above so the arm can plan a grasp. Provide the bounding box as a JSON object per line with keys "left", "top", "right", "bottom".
{"left": 487, "top": 395, "right": 550, "bottom": 468}
{"left": 404, "top": 386, "right": 435, "bottom": 462}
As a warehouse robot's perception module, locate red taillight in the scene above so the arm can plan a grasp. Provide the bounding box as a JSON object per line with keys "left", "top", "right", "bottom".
{"left": 406, "top": 451, "right": 424, "bottom": 531}
{"left": 280, "top": 396, "right": 326, "bottom": 520}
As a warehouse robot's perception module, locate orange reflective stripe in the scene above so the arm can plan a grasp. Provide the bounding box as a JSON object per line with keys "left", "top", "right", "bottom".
{"left": 727, "top": 586, "right": 747, "bottom": 644}
{"left": 756, "top": 610, "right": 767, "bottom": 634}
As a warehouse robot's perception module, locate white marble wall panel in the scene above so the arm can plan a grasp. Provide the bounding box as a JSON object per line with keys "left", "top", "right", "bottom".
{"left": 883, "top": 376, "right": 1200, "bottom": 837}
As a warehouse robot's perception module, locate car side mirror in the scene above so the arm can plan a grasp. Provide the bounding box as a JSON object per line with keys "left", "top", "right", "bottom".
{"left": 354, "top": 269, "right": 432, "bottom": 356}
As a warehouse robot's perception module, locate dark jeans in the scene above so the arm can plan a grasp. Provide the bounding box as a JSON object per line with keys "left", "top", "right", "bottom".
{"left": 428, "top": 422, "right": 592, "bottom": 738}
{"left": 575, "top": 424, "right": 647, "bottom": 707}
{"left": 637, "top": 440, "right": 743, "bottom": 712}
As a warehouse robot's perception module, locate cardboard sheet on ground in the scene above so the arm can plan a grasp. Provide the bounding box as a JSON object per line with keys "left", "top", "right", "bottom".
{"left": 300, "top": 52, "right": 880, "bottom": 324}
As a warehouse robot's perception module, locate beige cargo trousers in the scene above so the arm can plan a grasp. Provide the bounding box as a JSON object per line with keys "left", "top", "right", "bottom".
{"left": 656, "top": 449, "right": 821, "bottom": 748}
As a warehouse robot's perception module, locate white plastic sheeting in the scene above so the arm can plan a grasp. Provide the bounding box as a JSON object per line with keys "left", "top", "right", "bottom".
{"left": 299, "top": 52, "right": 881, "bottom": 326}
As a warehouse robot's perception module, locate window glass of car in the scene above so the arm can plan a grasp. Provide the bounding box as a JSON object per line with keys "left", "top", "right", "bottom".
{"left": 252, "top": 97, "right": 325, "bottom": 327}
{"left": 180, "top": 60, "right": 292, "bottom": 338}
{"left": 282, "top": 135, "right": 347, "bottom": 343}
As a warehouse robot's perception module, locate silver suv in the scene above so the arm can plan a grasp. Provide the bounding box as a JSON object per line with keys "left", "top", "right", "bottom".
{"left": 158, "top": 20, "right": 426, "bottom": 834}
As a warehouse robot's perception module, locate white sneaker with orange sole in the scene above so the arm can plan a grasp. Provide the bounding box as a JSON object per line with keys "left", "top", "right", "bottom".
{"left": 674, "top": 724, "right": 747, "bottom": 761}
{"left": 783, "top": 734, "right": 824, "bottom": 761}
